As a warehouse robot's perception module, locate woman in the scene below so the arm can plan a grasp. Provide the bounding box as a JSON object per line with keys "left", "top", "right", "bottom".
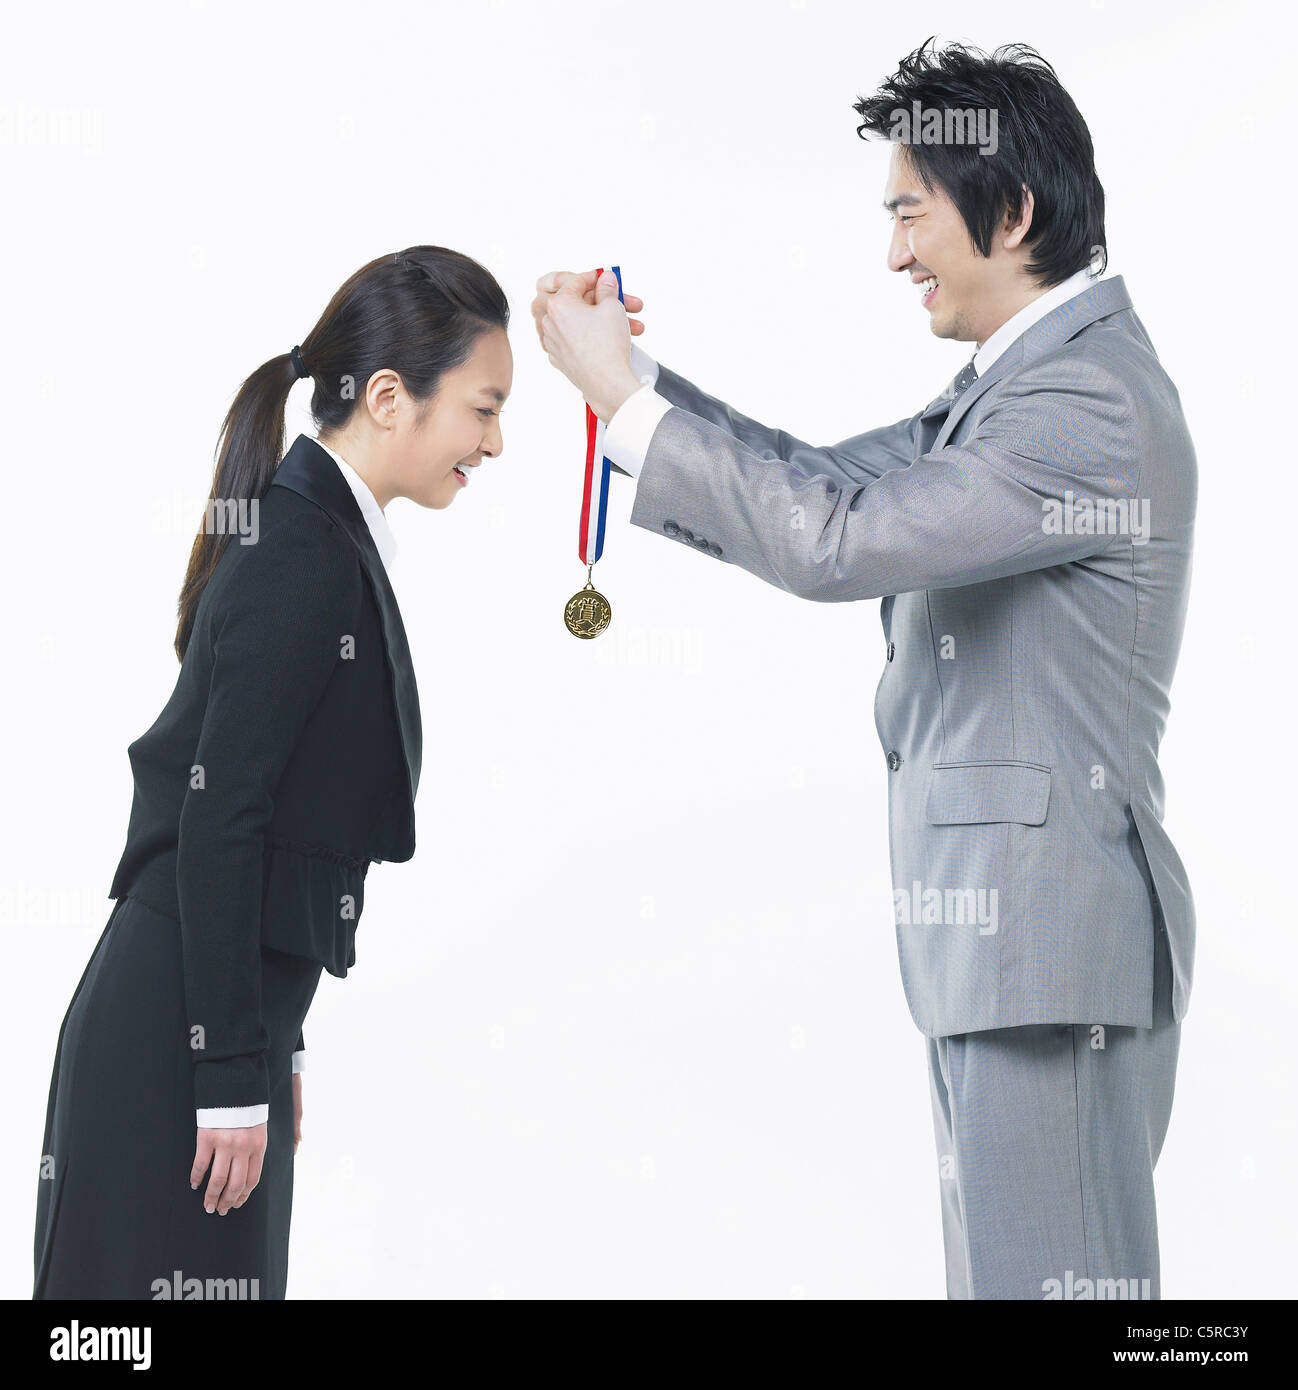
{"left": 32, "top": 245, "right": 515, "bottom": 1299}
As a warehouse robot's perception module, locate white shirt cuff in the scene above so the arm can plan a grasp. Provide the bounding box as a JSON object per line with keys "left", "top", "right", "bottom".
{"left": 292, "top": 1050, "right": 306, "bottom": 1075}
{"left": 196, "top": 1104, "right": 269, "bottom": 1128}
{"left": 628, "top": 342, "right": 660, "bottom": 386}
{"left": 604, "top": 382, "right": 673, "bottom": 480}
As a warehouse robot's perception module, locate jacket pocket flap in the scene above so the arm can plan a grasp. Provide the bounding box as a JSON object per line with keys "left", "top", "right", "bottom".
{"left": 925, "top": 760, "right": 1052, "bottom": 826}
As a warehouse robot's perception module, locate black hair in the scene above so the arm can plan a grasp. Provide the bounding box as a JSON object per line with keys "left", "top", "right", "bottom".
{"left": 852, "top": 38, "right": 1106, "bottom": 287}
{"left": 175, "top": 246, "right": 509, "bottom": 659}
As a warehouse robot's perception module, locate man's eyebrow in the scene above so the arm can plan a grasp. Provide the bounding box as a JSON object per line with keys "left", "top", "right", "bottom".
{"left": 883, "top": 193, "right": 925, "bottom": 212}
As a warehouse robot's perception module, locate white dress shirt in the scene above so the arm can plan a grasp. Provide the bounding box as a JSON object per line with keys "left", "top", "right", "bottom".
{"left": 313, "top": 436, "right": 399, "bottom": 574}
{"left": 194, "top": 436, "right": 396, "bottom": 1129}
{"left": 971, "top": 265, "right": 1099, "bottom": 377}
{"left": 603, "top": 267, "right": 1106, "bottom": 478}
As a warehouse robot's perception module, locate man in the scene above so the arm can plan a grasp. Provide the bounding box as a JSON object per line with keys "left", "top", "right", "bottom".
{"left": 532, "top": 39, "right": 1195, "bottom": 1301}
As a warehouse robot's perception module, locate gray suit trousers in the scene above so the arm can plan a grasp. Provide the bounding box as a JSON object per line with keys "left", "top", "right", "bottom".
{"left": 926, "top": 907, "right": 1180, "bottom": 1300}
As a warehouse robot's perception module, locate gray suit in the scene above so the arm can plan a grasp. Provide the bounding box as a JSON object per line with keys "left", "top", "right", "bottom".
{"left": 629, "top": 275, "right": 1195, "bottom": 1036}
{"left": 625, "top": 275, "right": 1195, "bottom": 1296}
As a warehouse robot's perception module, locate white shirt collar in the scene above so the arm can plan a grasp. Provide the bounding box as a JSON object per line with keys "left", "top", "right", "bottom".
{"left": 973, "top": 266, "right": 1104, "bottom": 377}
{"left": 311, "top": 436, "right": 398, "bottom": 576}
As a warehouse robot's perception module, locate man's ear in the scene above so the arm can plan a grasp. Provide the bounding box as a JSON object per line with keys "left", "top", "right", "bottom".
{"left": 1002, "top": 184, "right": 1036, "bottom": 251}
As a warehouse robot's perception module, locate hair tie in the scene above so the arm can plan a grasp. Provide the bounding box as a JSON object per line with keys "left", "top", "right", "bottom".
{"left": 290, "top": 345, "right": 309, "bottom": 379}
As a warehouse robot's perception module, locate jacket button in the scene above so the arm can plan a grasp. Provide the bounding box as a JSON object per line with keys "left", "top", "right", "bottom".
{"left": 709, "top": 543, "right": 723, "bottom": 557}
{"left": 680, "top": 527, "right": 695, "bottom": 543}
{"left": 664, "top": 519, "right": 680, "bottom": 537}
{"left": 886, "top": 750, "right": 901, "bottom": 771}
{"left": 887, "top": 641, "right": 895, "bottom": 661}
{"left": 693, "top": 535, "right": 709, "bottom": 549}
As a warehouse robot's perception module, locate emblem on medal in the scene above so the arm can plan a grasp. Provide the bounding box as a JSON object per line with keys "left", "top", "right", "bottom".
{"left": 564, "top": 571, "right": 612, "bottom": 639}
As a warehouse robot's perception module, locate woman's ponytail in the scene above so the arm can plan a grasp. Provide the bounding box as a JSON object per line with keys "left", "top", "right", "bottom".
{"left": 174, "top": 348, "right": 303, "bottom": 659}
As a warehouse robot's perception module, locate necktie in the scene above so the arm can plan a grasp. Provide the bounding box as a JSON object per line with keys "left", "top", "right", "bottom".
{"left": 916, "top": 355, "right": 979, "bottom": 455}
{"left": 949, "top": 356, "right": 979, "bottom": 399}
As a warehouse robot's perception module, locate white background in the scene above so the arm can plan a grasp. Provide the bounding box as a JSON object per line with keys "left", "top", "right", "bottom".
{"left": 2, "top": 0, "right": 1292, "bottom": 1299}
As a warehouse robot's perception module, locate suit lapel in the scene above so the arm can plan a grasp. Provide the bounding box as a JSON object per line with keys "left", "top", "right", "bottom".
{"left": 915, "top": 373, "right": 976, "bottom": 456}
{"left": 932, "top": 275, "right": 1135, "bottom": 451}
{"left": 932, "top": 339, "right": 1023, "bottom": 452}
{"left": 270, "top": 435, "right": 423, "bottom": 811}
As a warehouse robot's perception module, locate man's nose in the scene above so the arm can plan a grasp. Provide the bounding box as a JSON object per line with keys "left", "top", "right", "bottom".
{"left": 888, "top": 227, "right": 915, "bottom": 275}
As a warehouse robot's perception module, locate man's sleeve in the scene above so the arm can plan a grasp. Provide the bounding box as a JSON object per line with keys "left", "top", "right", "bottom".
{"left": 605, "top": 350, "right": 919, "bottom": 488}
{"left": 599, "top": 343, "right": 665, "bottom": 479}
{"left": 177, "top": 516, "right": 362, "bottom": 1112}
{"left": 604, "top": 383, "right": 672, "bottom": 479}
{"left": 627, "top": 355, "right": 1144, "bottom": 601}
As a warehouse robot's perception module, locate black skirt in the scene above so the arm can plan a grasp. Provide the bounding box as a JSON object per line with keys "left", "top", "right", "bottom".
{"left": 33, "top": 894, "right": 322, "bottom": 1300}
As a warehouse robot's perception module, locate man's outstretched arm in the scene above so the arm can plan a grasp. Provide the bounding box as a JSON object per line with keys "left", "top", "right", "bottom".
{"left": 612, "top": 342, "right": 920, "bottom": 489}
{"left": 618, "top": 356, "right": 1142, "bottom": 602}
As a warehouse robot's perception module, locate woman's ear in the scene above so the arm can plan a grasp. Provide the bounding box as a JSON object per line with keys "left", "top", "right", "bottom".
{"left": 363, "top": 368, "right": 404, "bottom": 428}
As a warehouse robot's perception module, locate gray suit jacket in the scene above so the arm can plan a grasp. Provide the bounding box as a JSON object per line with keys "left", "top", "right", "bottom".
{"left": 628, "top": 276, "right": 1196, "bottom": 1035}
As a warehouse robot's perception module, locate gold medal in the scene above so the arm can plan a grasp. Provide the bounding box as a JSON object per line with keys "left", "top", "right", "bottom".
{"left": 570, "top": 264, "right": 624, "bottom": 641}
{"left": 564, "top": 573, "right": 612, "bottom": 639}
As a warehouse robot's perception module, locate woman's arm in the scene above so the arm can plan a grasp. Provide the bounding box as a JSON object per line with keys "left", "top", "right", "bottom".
{"left": 178, "top": 513, "right": 359, "bottom": 1109}
{"left": 177, "top": 514, "right": 361, "bottom": 1192}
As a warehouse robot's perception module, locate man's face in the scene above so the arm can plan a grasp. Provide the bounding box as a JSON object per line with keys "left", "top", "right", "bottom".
{"left": 883, "top": 142, "right": 1008, "bottom": 347}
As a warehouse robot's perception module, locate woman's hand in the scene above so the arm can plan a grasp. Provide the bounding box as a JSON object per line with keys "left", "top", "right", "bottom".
{"left": 190, "top": 1123, "right": 267, "bottom": 1215}
{"left": 293, "top": 1073, "right": 303, "bottom": 1155}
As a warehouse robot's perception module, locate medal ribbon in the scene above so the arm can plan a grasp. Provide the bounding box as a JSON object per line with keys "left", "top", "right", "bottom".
{"left": 578, "top": 264, "right": 623, "bottom": 567}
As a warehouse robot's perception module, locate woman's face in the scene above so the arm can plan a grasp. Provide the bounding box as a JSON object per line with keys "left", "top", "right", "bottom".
{"left": 390, "top": 328, "right": 513, "bottom": 510}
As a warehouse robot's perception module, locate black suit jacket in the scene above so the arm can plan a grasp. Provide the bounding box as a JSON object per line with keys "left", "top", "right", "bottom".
{"left": 108, "top": 435, "right": 422, "bottom": 1109}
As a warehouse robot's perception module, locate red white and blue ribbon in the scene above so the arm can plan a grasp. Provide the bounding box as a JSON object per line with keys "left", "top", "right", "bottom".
{"left": 578, "top": 264, "right": 624, "bottom": 567}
